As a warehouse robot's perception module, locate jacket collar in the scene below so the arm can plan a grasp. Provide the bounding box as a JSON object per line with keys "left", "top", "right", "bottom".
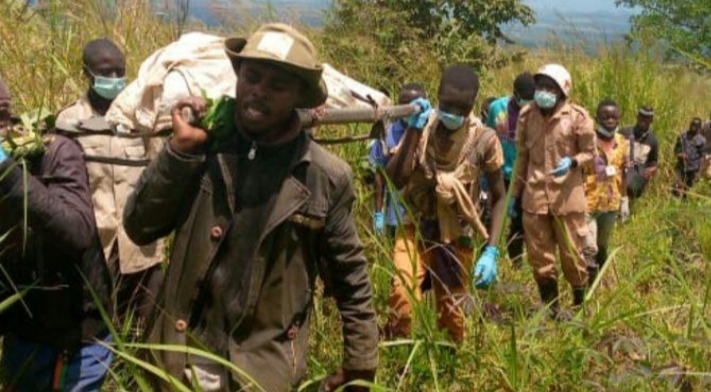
{"left": 532, "top": 101, "right": 571, "bottom": 122}
{"left": 214, "top": 130, "right": 313, "bottom": 216}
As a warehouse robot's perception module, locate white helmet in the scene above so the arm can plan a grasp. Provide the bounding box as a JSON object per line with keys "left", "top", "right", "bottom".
{"left": 535, "top": 64, "right": 572, "bottom": 97}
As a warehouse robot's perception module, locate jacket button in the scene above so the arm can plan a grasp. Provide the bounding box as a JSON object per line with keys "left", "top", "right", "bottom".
{"left": 210, "top": 226, "right": 223, "bottom": 240}
{"left": 286, "top": 325, "right": 298, "bottom": 340}
{"left": 175, "top": 319, "right": 188, "bottom": 333}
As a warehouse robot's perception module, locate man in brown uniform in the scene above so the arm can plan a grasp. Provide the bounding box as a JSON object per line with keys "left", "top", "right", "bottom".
{"left": 512, "top": 64, "right": 595, "bottom": 318}
{"left": 56, "top": 39, "right": 164, "bottom": 321}
{"left": 124, "top": 24, "right": 378, "bottom": 391}
{"left": 386, "top": 65, "right": 506, "bottom": 342}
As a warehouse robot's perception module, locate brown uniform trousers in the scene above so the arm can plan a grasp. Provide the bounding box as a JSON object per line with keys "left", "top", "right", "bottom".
{"left": 523, "top": 212, "right": 588, "bottom": 287}
{"left": 514, "top": 102, "right": 596, "bottom": 288}
{"left": 388, "top": 225, "right": 472, "bottom": 342}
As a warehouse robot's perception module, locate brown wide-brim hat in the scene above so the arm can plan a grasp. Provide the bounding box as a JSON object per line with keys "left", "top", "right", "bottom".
{"left": 225, "top": 23, "right": 328, "bottom": 109}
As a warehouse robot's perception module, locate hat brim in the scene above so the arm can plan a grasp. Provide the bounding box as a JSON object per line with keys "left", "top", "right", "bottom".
{"left": 225, "top": 37, "right": 328, "bottom": 109}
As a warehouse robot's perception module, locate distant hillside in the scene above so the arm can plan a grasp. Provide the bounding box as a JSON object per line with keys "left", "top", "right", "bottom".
{"left": 186, "top": 0, "right": 328, "bottom": 27}
{"left": 185, "top": 0, "right": 633, "bottom": 48}
{"left": 504, "top": 9, "right": 635, "bottom": 49}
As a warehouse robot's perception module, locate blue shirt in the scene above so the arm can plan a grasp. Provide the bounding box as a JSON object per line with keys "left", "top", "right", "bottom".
{"left": 487, "top": 96, "right": 519, "bottom": 181}
{"left": 369, "top": 120, "right": 407, "bottom": 227}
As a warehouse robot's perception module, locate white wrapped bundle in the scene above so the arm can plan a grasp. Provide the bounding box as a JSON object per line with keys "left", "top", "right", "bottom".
{"left": 106, "top": 33, "right": 391, "bottom": 134}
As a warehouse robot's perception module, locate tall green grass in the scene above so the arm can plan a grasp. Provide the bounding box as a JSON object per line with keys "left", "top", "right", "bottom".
{"left": 1, "top": 1, "right": 711, "bottom": 391}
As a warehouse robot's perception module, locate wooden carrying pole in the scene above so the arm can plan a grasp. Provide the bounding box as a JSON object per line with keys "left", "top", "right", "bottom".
{"left": 297, "top": 103, "right": 418, "bottom": 127}
{"left": 184, "top": 103, "right": 418, "bottom": 129}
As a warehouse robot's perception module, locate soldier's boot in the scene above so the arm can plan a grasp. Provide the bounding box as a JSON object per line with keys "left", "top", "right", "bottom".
{"left": 572, "top": 286, "right": 586, "bottom": 309}
{"left": 587, "top": 266, "right": 599, "bottom": 290}
{"left": 537, "top": 278, "right": 559, "bottom": 320}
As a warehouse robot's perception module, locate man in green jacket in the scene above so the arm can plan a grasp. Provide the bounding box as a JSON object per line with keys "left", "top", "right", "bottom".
{"left": 124, "top": 23, "right": 378, "bottom": 392}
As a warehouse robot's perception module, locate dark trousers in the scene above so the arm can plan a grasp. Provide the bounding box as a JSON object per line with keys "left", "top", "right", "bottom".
{"left": 505, "top": 179, "right": 525, "bottom": 266}
{"left": 108, "top": 247, "right": 164, "bottom": 325}
{"left": 673, "top": 169, "right": 698, "bottom": 199}
{"left": 0, "top": 334, "right": 113, "bottom": 391}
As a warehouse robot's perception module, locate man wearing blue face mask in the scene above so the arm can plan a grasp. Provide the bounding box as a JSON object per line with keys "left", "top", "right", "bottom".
{"left": 487, "top": 72, "right": 536, "bottom": 268}
{"left": 512, "top": 64, "right": 596, "bottom": 320}
{"left": 56, "top": 39, "right": 165, "bottom": 327}
{"left": 385, "top": 65, "right": 506, "bottom": 342}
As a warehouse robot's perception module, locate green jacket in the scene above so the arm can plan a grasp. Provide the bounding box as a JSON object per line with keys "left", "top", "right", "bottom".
{"left": 124, "top": 131, "right": 378, "bottom": 391}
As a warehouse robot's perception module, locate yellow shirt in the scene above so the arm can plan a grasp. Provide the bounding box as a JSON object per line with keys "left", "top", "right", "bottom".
{"left": 585, "top": 133, "right": 629, "bottom": 212}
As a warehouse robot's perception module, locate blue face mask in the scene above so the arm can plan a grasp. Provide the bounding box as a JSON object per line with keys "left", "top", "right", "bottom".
{"left": 534, "top": 90, "right": 558, "bottom": 110}
{"left": 92, "top": 75, "right": 127, "bottom": 100}
{"left": 438, "top": 110, "right": 465, "bottom": 130}
{"left": 597, "top": 125, "right": 618, "bottom": 138}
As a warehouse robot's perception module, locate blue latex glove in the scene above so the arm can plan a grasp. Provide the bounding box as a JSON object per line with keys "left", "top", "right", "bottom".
{"left": 551, "top": 157, "right": 573, "bottom": 177}
{"left": 507, "top": 198, "right": 518, "bottom": 219}
{"left": 474, "top": 245, "right": 499, "bottom": 289}
{"left": 408, "top": 97, "right": 432, "bottom": 130}
{"left": 373, "top": 211, "right": 385, "bottom": 234}
{"left": 0, "top": 140, "right": 7, "bottom": 164}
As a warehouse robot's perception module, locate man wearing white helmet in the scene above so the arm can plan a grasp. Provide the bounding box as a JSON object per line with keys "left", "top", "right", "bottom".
{"left": 511, "top": 64, "right": 596, "bottom": 319}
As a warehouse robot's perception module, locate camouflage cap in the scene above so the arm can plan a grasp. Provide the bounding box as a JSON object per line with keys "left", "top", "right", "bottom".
{"left": 225, "top": 23, "right": 328, "bottom": 109}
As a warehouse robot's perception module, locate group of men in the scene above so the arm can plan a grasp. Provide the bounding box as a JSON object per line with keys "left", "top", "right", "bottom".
{"left": 0, "top": 22, "right": 706, "bottom": 392}
{"left": 370, "top": 64, "right": 687, "bottom": 325}
{"left": 0, "top": 38, "right": 165, "bottom": 389}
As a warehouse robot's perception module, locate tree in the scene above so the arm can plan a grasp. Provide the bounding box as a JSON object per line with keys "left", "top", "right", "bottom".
{"left": 320, "top": 0, "right": 534, "bottom": 89}
{"left": 616, "top": 0, "right": 711, "bottom": 59}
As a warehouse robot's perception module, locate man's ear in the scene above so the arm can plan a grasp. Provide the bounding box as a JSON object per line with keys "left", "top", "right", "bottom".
{"left": 82, "top": 65, "right": 94, "bottom": 82}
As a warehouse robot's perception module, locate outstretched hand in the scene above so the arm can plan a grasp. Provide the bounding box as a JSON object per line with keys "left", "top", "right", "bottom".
{"left": 407, "top": 98, "right": 432, "bottom": 131}
{"left": 474, "top": 246, "right": 499, "bottom": 289}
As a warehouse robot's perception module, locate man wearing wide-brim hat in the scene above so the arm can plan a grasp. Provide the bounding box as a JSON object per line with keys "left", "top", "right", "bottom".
{"left": 124, "top": 23, "right": 378, "bottom": 392}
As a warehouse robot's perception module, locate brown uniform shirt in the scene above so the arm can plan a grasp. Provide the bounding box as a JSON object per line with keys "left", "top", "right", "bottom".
{"left": 513, "top": 102, "right": 595, "bottom": 215}
{"left": 405, "top": 113, "right": 503, "bottom": 240}
{"left": 56, "top": 95, "right": 165, "bottom": 274}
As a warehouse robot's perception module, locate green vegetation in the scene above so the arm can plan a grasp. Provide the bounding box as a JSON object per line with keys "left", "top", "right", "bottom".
{"left": 324, "top": 0, "right": 534, "bottom": 79}
{"left": 616, "top": 0, "right": 711, "bottom": 60}
{"left": 1, "top": 0, "right": 711, "bottom": 391}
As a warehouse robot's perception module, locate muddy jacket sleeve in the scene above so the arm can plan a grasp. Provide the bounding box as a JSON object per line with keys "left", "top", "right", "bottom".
{"left": 0, "top": 137, "right": 95, "bottom": 254}
{"left": 124, "top": 140, "right": 205, "bottom": 245}
{"left": 321, "top": 168, "right": 379, "bottom": 372}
